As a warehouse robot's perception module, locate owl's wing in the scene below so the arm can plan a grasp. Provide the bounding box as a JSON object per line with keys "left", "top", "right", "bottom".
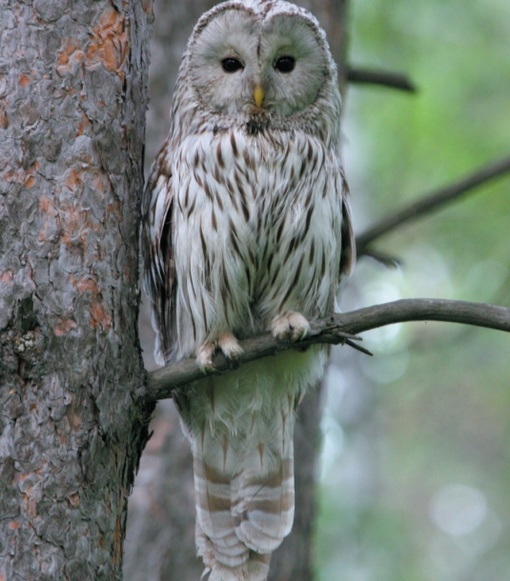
{"left": 339, "top": 169, "right": 356, "bottom": 281}
{"left": 142, "top": 143, "right": 176, "bottom": 365}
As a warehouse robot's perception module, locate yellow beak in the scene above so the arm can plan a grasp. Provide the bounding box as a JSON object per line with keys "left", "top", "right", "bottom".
{"left": 253, "top": 85, "right": 264, "bottom": 108}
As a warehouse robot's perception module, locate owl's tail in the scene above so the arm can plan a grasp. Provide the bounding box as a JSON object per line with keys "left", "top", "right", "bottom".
{"left": 192, "top": 389, "right": 297, "bottom": 581}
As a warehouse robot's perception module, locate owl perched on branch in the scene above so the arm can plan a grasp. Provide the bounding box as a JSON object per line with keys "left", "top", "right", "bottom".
{"left": 142, "top": 1, "right": 354, "bottom": 579}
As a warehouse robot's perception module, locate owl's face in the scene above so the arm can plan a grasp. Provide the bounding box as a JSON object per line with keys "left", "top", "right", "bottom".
{"left": 187, "top": 2, "right": 332, "bottom": 119}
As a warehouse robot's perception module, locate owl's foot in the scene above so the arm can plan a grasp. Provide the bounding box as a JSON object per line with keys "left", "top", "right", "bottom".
{"left": 196, "top": 332, "right": 243, "bottom": 371}
{"left": 271, "top": 311, "right": 310, "bottom": 343}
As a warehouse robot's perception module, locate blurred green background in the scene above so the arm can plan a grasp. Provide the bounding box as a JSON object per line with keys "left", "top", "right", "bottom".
{"left": 316, "top": 0, "right": 510, "bottom": 579}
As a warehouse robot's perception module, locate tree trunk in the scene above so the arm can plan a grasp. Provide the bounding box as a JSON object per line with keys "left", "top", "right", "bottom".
{"left": 0, "top": 2, "right": 151, "bottom": 579}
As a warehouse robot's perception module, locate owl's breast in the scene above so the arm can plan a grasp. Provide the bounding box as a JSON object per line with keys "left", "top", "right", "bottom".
{"left": 172, "top": 128, "right": 343, "bottom": 343}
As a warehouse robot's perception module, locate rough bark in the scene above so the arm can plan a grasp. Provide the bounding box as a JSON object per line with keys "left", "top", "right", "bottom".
{"left": 0, "top": 2, "right": 152, "bottom": 579}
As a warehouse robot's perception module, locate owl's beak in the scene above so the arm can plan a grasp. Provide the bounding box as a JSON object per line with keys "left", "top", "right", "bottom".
{"left": 253, "top": 85, "right": 265, "bottom": 108}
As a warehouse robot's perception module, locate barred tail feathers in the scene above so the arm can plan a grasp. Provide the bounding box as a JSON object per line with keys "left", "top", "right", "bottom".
{"left": 192, "top": 385, "right": 297, "bottom": 581}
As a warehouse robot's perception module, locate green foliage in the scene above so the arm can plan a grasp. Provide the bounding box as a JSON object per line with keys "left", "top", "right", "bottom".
{"left": 316, "top": 0, "right": 510, "bottom": 579}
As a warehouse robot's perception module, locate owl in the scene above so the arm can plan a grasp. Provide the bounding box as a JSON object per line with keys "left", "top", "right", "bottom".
{"left": 142, "top": 1, "right": 354, "bottom": 579}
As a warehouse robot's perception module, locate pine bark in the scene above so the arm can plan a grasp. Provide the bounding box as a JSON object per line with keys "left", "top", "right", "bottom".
{"left": 0, "top": 2, "right": 152, "bottom": 579}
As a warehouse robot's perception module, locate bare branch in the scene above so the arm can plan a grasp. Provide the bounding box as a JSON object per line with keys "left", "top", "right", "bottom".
{"left": 145, "top": 299, "right": 510, "bottom": 402}
{"left": 347, "top": 66, "right": 416, "bottom": 92}
{"left": 357, "top": 155, "right": 510, "bottom": 257}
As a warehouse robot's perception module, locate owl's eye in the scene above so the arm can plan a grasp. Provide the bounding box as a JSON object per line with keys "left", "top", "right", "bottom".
{"left": 274, "top": 56, "right": 296, "bottom": 73}
{"left": 221, "top": 58, "right": 244, "bottom": 73}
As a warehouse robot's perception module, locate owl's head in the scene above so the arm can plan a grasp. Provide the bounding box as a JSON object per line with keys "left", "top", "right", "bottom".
{"left": 180, "top": 0, "right": 340, "bottom": 131}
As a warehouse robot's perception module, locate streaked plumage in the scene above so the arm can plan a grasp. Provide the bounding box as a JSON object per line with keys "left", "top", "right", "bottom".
{"left": 142, "top": 1, "right": 354, "bottom": 579}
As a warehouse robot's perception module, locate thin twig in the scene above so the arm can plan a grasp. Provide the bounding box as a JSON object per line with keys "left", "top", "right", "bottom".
{"left": 357, "top": 155, "right": 510, "bottom": 257}
{"left": 145, "top": 299, "right": 510, "bottom": 402}
{"left": 347, "top": 66, "right": 416, "bottom": 92}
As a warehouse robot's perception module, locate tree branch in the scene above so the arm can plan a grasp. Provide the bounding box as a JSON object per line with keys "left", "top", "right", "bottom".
{"left": 347, "top": 66, "right": 416, "bottom": 92}
{"left": 146, "top": 299, "right": 510, "bottom": 402}
{"left": 357, "top": 155, "right": 510, "bottom": 257}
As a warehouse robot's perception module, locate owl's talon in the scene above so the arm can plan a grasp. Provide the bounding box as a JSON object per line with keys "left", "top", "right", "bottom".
{"left": 271, "top": 312, "right": 310, "bottom": 343}
{"left": 217, "top": 332, "right": 244, "bottom": 360}
{"left": 196, "top": 342, "right": 217, "bottom": 372}
{"left": 196, "top": 332, "right": 243, "bottom": 372}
